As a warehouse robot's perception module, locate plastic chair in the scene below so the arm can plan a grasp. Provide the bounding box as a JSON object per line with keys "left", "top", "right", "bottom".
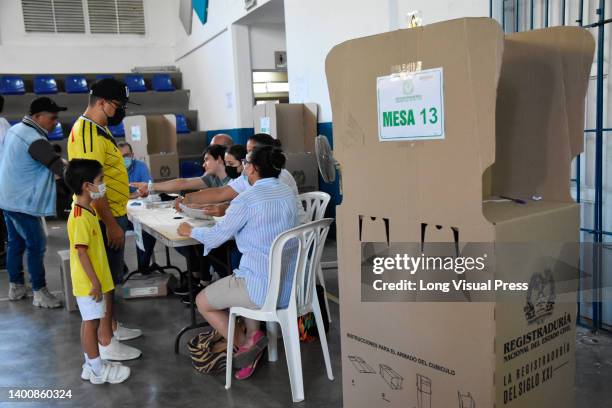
{"left": 125, "top": 74, "right": 147, "bottom": 92}
{"left": 34, "top": 75, "right": 58, "bottom": 94}
{"left": 152, "top": 74, "right": 175, "bottom": 92}
{"left": 298, "top": 192, "right": 332, "bottom": 323}
{"left": 108, "top": 122, "right": 125, "bottom": 137}
{"left": 225, "top": 218, "right": 334, "bottom": 403}
{"left": 175, "top": 114, "right": 190, "bottom": 134}
{"left": 48, "top": 122, "right": 64, "bottom": 140}
{"left": 64, "top": 75, "right": 88, "bottom": 93}
{"left": 0, "top": 76, "right": 26, "bottom": 95}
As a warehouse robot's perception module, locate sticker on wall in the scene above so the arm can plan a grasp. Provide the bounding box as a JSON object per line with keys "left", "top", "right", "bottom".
{"left": 131, "top": 126, "right": 142, "bottom": 141}
{"left": 260, "top": 117, "right": 271, "bottom": 134}
{"left": 376, "top": 67, "right": 445, "bottom": 142}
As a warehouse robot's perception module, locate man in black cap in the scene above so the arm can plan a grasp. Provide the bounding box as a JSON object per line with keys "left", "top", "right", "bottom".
{"left": 68, "top": 78, "right": 142, "bottom": 361}
{"left": 0, "top": 97, "right": 67, "bottom": 308}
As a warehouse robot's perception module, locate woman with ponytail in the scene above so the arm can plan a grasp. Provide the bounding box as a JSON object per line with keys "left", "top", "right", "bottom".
{"left": 177, "top": 145, "right": 299, "bottom": 380}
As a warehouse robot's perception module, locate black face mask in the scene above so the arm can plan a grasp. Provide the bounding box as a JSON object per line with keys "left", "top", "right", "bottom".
{"left": 225, "top": 165, "right": 241, "bottom": 179}
{"left": 106, "top": 106, "right": 126, "bottom": 126}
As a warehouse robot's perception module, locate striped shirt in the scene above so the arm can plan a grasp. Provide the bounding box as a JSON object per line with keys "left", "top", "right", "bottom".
{"left": 191, "top": 177, "right": 299, "bottom": 308}
{"left": 67, "top": 116, "right": 129, "bottom": 217}
{"left": 229, "top": 169, "right": 307, "bottom": 223}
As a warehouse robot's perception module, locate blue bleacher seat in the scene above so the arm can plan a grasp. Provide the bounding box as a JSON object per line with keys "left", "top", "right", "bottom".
{"left": 48, "top": 122, "right": 64, "bottom": 140}
{"left": 65, "top": 75, "right": 89, "bottom": 93}
{"left": 34, "top": 75, "right": 58, "bottom": 94}
{"left": 0, "top": 76, "right": 26, "bottom": 95}
{"left": 152, "top": 74, "right": 175, "bottom": 92}
{"left": 175, "top": 114, "right": 190, "bottom": 134}
{"left": 8, "top": 120, "right": 20, "bottom": 126}
{"left": 125, "top": 74, "right": 147, "bottom": 92}
{"left": 108, "top": 122, "right": 125, "bottom": 137}
{"left": 180, "top": 160, "right": 204, "bottom": 178}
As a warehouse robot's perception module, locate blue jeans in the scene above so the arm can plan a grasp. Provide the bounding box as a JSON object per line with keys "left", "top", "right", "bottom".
{"left": 3, "top": 210, "right": 47, "bottom": 291}
{"left": 99, "top": 215, "right": 129, "bottom": 285}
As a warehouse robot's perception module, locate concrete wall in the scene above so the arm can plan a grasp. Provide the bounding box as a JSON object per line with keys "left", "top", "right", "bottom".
{"left": 0, "top": 0, "right": 178, "bottom": 73}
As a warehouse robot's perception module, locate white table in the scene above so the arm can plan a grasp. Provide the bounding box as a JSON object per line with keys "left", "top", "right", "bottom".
{"left": 126, "top": 200, "right": 216, "bottom": 248}
{"left": 126, "top": 199, "right": 222, "bottom": 353}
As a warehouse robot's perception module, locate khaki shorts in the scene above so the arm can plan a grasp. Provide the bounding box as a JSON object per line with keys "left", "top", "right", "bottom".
{"left": 204, "top": 275, "right": 258, "bottom": 310}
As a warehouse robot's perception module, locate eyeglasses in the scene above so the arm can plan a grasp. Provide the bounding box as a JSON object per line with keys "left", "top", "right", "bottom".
{"left": 107, "top": 100, "right": 127, "bottom": 110}
{"left": 241, "top": 159, "right": 252, "bottom": 167}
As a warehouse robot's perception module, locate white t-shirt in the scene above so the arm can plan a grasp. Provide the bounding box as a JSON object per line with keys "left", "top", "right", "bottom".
{"left": 229, "top": 169, "right": 307, "bottom": 223}
{"left": 0, "top": 117, "right": 11, "bottom": 158}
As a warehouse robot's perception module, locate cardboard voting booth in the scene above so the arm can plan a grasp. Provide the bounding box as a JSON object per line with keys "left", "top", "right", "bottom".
{"left": 124, "top": 115, "right": 179, "bottom": 181}
{"left": 253, "top": 102, "right": 319, "bottom": 192}
{"left": 326, "top": 18, "right": 593, "bottom": 408}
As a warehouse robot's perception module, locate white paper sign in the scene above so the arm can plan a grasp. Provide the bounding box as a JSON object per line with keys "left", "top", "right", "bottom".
{"left": 133, "top": 221, "right": 144, "bottom": 251}
{"left": 130, "top": 287, "right": 158, "bottom": 297}
{"left": 131, "top": 126, "right": 142, "bottom": 141}
{"left": 260, "top": 117, "right": 271, "bottom": 134}
{"left": 376, "top": 67, "right": 445, "bottom": 142}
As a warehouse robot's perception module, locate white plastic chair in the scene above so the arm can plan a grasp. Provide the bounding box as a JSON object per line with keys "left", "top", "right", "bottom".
{"left": 299, "top": 191, "right": 330, "bottom": 223}
{"left": 298, "top": 192, "right": 332, "bottom": 323}
{"left": 225, "top": 218, "right": 334, "bottom": 403}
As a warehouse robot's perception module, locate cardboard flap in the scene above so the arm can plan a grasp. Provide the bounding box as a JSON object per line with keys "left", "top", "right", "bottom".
{"left": 252, "top": 102, "right": 318, "bottom": 153}
{"left": 359, "top": 216, "right": 389, "bottom": 243}
{"left": 326, "top": 18, "right": 503, "bottom": 231}
{"left": 492, "top": 27, "right": 594, "bottom": 202}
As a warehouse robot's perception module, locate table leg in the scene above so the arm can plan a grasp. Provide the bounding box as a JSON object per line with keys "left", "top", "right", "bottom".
{"left": 174, "top": 245, "right": 210, "bottom": 354}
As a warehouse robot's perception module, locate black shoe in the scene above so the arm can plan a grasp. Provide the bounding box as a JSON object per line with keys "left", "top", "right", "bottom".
{"left": 179, "top": 282, "right": 207, "bottom": 304}
{"left": 172, "top": 282, "right": 190, "bottom": 296}
{"left": 173, "top": 278, "right": 205, "bottom": 296}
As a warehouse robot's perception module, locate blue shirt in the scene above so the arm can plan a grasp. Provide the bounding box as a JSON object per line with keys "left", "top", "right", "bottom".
{"left": 127, "top": 159, "right": 151, "bottom": 192}
{"left": 191, "top": 177, "right": 299, "bottom": 308}
{"left": 0, "top": 120, "right": 56, "bottom": 217}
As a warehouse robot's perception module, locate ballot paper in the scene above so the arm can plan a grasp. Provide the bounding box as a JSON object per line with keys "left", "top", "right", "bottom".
{"left": 179, "top": 203, "right": 213, "bottom": 220}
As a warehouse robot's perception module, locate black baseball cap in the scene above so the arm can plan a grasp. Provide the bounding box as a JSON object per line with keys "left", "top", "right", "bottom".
{"left": 90, "top": 78, "right": 139, "bottom": 105}
{"left": 29, "top": 97, "right": 68, "bottom": 115}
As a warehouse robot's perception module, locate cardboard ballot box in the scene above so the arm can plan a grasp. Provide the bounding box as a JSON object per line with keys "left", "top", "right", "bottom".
{"left": 121, "top": 274, "right": 170, "bottom": 299}
{"left": 124, "top": 115, "right": 179, "bottom": 181}
{"left": 326, "top": 18, "right": 593, "bottom": 408}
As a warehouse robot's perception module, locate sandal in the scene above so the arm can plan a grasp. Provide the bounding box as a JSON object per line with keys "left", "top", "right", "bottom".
{"left": 232, "top": 330, "right": 268, "bottom": 369}
{"left": 234, "top": 349, "right": 264, "bottom": 380}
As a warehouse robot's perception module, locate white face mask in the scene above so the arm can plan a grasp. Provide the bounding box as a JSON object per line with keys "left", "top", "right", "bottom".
{"left": 89, "top": 183, "right": 106, "bottom": 200}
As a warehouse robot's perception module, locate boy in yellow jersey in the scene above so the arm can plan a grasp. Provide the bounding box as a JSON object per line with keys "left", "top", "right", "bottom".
{"left": 65, "top": 159, "right": 130, "bottom": 384}
{"left": 68, "top": 78, "right": 141, "bottom": 361}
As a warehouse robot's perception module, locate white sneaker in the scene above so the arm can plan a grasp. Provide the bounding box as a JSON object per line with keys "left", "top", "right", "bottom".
{"left": 114, "top": 322, "right": 142, "bottom": 341}
{"left": 32, "top": 287, "right": 61, "bottom": 308}
{"left": 81, "top": 361, "right": 130, "bottom": 384}
{"left": 99, "top": 337, "right": 142, "bottom": 361}
{"left": 8, "top": 283, "right": 27, "bottom": 300}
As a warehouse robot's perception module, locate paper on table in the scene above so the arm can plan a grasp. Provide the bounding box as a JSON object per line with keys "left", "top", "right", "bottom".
{"left": 179, "top": 203, "right": 213, "bottom": 220}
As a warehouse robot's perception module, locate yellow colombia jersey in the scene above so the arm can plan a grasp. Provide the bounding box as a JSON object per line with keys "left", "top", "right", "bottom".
{"left": 68, "top": 116, "right": 129, "bottom": 217}
{"left": 68, "top": 204, "right": 114, "bottom": 297}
